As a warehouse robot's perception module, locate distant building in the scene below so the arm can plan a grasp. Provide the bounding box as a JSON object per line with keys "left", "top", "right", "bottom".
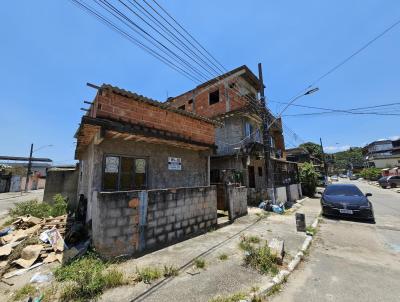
{"left": 363, "top": 139, "right": 400, "bottom": 168}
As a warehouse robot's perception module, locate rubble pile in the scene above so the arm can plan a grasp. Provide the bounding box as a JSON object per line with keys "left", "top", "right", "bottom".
{"left": 0, "top": 214, "right": 83, "bottom": 280}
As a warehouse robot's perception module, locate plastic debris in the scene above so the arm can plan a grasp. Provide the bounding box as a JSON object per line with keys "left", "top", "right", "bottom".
{"left": 272, "top": 204, "right": 284, "bottom": 214}
{"left": 30, "top": 272, "right": 53, "bottom": 283}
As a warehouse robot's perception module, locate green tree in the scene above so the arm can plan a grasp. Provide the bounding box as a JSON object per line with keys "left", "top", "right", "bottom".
{"left": 332, "top": 147, "right": 364, "bottom": 171}
{"left": 360, "top": 167, "right": 382, "bottom": 180}
{"left": 299, "top": 162, "right": 319, "bottom": 197}
{"left": 299, "top": 142, "right": 323, "bottom": 162}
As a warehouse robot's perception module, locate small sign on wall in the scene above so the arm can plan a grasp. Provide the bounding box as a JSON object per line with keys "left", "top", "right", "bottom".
{"left": 168, "top": 157, "right": 182, "bottom": 170}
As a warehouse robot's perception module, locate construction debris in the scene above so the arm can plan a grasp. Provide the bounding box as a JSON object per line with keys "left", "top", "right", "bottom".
{"left": 0, "top": 214, "right": 86, "bottom": 280}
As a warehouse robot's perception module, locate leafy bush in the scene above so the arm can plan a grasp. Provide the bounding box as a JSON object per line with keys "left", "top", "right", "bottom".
{"left": 9, "top": 194, "right": 68, "bottom": 219}
{"left": 360, "top": 167, "right": 382, "bottom": 180}
{"left": 163, "top": 265, "right": 179, "bottom": 277}
{"left": 55, "top": 253, "right": 126, "bottom": 301}
{"left": 299, "top": 162, "right": 319, "bottom": 197}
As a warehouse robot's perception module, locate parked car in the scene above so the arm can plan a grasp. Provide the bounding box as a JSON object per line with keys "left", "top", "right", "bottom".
{"left": 378, "top": 175, "right": 400, "bottom": 188}
{"left": 349, "top": 175, "right": 359, "bottom": 180}
{"left": 317, "top": 175, "right": 328, "bottom": 187}
{"left": 320, "top": 184, "right": 375, "bottom": 223}
{"left": 339, "top": 174, "right": 348, "bottom": 178}
{"left": 330, "top": 175, "right": 339, "bottom": 182}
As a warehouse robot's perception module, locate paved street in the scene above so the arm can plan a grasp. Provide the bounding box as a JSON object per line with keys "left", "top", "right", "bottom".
{"left": 0, "top": 189, "right": 44, "bottom": 219}
{"left": 272, "top": 180, "right": 400, "bottom": 302}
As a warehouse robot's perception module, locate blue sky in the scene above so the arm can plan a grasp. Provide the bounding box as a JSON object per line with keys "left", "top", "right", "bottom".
{"left": 1, "top": 1, "right": 399, "bottom": 164}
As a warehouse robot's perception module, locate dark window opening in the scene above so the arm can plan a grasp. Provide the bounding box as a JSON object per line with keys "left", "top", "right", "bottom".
{"left": 258, "top": 167, "right": 263, "bottom": 177}
{"left": 188, "top": 99, "right": 193, "bottom": 104}
{"left": 248, "top": 166, "right": 255, "bottom": 188}
{"left": 209, "top": 89, "right": 220, "bottom": 105}
{"left": 178, "top": 104, "right": 185, "bottom": 110}
{"left": 103, "top": 155, "right": 147, "bottom": 191}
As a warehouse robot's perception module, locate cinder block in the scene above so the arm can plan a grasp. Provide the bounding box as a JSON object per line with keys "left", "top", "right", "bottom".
{"left": 176, "top": 229, "right": 184, "bottom": 238}
{"left": 123, "top": 227, "right": 135, "bottom": 236}
{"left": 105, "top": 218, "right": 117, "bottom": 227}
{"left": 146, "top": 238, "right": 156, "bottom": 248}
{"left": 167, "top": 216, "right": 176, "bottom": 224}
{"left": 192, "top": 225, "right": 199, "bottom": 233}
{"left": 109, "top": 208, "right": 122, "bottom": 218}
{"left": 117, "top": 217, "right": 129, "bottom": 226}
{"left": 177, "top": 199, "right": 185, "bottom": 207}
{"left": 167, "top": 231, "right": 176, "bottom": 241}
{"left": 199, "top": 222, "right": 205, "bottom": 229}
{"left": 157, "top": 234, "right": 166, "bottom": 243}
{"left": 174, "top": 222, "right": 181, "bottom": 229}
{"left": 146, "top": 228, "right": 154, "bottom": 239}
{"left": 181, "top": 220, "right": 189, "bottom": 227}
{"left": 154, "top": 210, "right": 165, "bottom": 219}
{"left": 123, "top": 208, "right": 134, "bottom": 216}
{"left": 184, "top": 226, "right": 192, "bottom": 235}
{"left": 168, "top": 200, "right": 177, "bottom": 208}
{"left": 106, "top": 227, "right": 121, "bottom": 237}
{"left": 165, "top": 223, "right": 173, "bottom": 232}
{"left": 154, "top": 227, "right": 164, "bottom": 235}
{"left": 157, "top": 217, "right": 167, "bottom": 226}
{"left": 189, "top": 218, "right": 196, "bottom": 225}
{"left": 165, "top": 208, "right": 174, "bottom": 217}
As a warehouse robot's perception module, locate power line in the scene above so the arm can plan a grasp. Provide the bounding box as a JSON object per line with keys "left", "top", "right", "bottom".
{"left": 308, "top": 17, "right": 400, "bottom": 87}
{"left": 70, "top": 0, "right": 202, "bottom": 82}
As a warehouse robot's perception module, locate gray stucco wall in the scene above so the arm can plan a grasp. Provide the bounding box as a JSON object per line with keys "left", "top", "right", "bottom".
{"left": 43, "top": 169, "right": 78, "bottom": 209}
{"left": 92, "top": 186, "right": 217, "bottom": 258}
{"left": 78, "top": 139, "right": 211, "bottom": 222}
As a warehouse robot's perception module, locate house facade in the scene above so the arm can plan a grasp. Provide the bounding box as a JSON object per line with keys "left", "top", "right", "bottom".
{"left": 167, "top": 66, "right": 300, "bottom": 204}
{"left": 74, "top": 84, "right": 247, "bottom": 257}
{"left": 364, "top": 139, "right": 400, "bottom": 168}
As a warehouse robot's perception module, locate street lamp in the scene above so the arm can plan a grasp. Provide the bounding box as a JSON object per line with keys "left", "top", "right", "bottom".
{"left": 24, "top": 144, "right": 53, "bottom": 192}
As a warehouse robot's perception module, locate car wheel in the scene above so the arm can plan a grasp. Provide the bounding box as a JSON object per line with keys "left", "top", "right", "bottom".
{"left": 390, "top": 183, "right": 396, "bottom": 188}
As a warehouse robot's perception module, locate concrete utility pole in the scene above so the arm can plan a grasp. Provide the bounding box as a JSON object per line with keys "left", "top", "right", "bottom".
{"left": 320, "top": 138, "right": 328, "bottom": 179}
{"left": 258, "top": 63, "right": 276, "bottom": 204}
{"left": 24, "top": 143, "right": 33, "bottom": 192}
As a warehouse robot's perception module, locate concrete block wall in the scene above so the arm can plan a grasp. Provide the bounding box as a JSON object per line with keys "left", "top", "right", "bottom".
{"left": 226, "top": 185, "right": 248, "bottom": 220}
{"left": 92, "top": 186, "right": 217, "bottom": 258}
{"left": 145, "top": 186, "right": 217, "bottom": 250}
{"left": 288, "top": 184, "right": 300, "bottom": 201}
{"left": 43, "top": 169, "right": 78, "bottom": 209}
{"left": 92, "top": 191, "right": 140, "bottom": 258}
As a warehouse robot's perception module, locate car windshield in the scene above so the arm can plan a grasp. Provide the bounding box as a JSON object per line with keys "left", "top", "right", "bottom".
{"left": 324, "top": 185, "right": 363, "bottom": 196}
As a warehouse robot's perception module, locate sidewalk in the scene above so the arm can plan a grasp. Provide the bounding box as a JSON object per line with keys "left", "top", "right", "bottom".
{"left": 100, "top": 197, "right": 321, "bottom": 302}
{"left": 0, "top": 189, "right": 44, "bottom": 219}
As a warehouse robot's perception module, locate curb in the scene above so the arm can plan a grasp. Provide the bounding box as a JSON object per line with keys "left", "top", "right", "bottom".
{"left": 246, "top": 215, "right": 321, "bottom": 301}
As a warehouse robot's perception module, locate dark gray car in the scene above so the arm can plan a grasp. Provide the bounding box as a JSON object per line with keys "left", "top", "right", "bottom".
{"left": 378, "top": 175, "right": 400, "bottom": 188}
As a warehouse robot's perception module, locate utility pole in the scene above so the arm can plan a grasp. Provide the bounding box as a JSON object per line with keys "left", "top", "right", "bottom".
{"left": 258, "top": 63, "right": 276, "bottom": 204}
{"left": 319, "top": 138, "right": 328, "bottom": 179}
{"left": 24, "top": 143, "right": 33, "bottom": 192}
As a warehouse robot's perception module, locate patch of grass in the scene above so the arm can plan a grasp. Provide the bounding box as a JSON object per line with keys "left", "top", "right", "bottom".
{"left": 194, "top": 258, "right": 206, "bottom": 269}
{"left": 11, "top": 284, "right": 37, "bottom": 301}
{"left": 250, "top": 286, "right": 260, "bottom": 293}
{"left": 136, "top": 266, "right": 162, "bottom": 284}
{"left": 209, "top": 292, "right": 247, "bottom": 302}
{"left": 267, "top": 283, "right": 282, "bottom": 296}
{"left": 163, "top": 265, "right": 179, "bottom": 277}
{"left": 42, "top": 285, "right": 59, "bottom": 302}
{"left": 54, "top": 252, "right": 126, "bottom": 301}
{"left": 248, "top": 235, "right": 260, "bottom": 243}
{"left": 239, "top": 236, "right": 279, "bottom": 276}
{"left": 9, "top": 194, "right": 67, "bottom": 219}
{"left": 218, "top": 253, "right": 228, "bottom": 261}
{"left": 306, "top": 226, "right": 317, "bottom": 236}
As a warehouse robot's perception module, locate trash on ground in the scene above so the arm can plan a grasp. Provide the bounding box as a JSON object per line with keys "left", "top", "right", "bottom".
{"left": 29, "top": 272, "right": 53, "bottom": 283}
{"left": 268, "top": 237, "right": 285, "bottom": 265}
{"left": 272, "top": 204, "right": 285, "bottom": 214}
{"left": 13, "top": 245, "right": 43, "bottom": 268}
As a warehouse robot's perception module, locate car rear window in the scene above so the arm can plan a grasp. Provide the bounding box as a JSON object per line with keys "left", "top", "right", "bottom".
{"left": 324, "top": 185, "right": 363, "bottom": 196}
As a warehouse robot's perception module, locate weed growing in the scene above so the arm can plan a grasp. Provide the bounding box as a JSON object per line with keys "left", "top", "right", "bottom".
{"left": 267, "top": 283, "right": 282, "bottom": 296}
{"left": 218, "top": 253, "right": 228, "bottom": 261}
{"left": 306, "top": 226, "right": 317, "bottom": 236}
{"left": 239, "top": 236, "right": 279, "bottom": 276}
{"left": 163, "top": 265, "right": 179, "bottom": 277}
{"left": 136, "top": 266, "right": 162, "bottom": 284}
{"left": 194, "top": 258, "right": 206, "bottom": 269}
{"left": 11, "top": 284, "right": 37, "bottom": 301}
{"left": 9, "top": 194, "right": 68, "bottom": 219}
{"left": 54, "top": 252, "right": 126, "bottom": 301}
{"left": 209, "top": 292, "right": 247, "bottom": 302}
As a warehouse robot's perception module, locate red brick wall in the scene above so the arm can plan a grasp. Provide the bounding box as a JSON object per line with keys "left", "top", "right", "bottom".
{"left": 94, "top": 90, "right": 215, "bottom": 145}
{"left": 170, "top": 81, "right": 248, "bottom": 118}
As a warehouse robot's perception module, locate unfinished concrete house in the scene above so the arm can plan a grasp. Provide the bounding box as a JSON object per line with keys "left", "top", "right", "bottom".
{"left": 74, "top": 84, "right": 247, "bottom": 257}
{"left": 168, "top": 65, "right": 301, "bottom": 206}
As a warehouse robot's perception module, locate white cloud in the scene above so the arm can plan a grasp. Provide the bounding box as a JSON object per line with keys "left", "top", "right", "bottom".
{"left": 324, "top": 145, "right": 351, "bottom": 153}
